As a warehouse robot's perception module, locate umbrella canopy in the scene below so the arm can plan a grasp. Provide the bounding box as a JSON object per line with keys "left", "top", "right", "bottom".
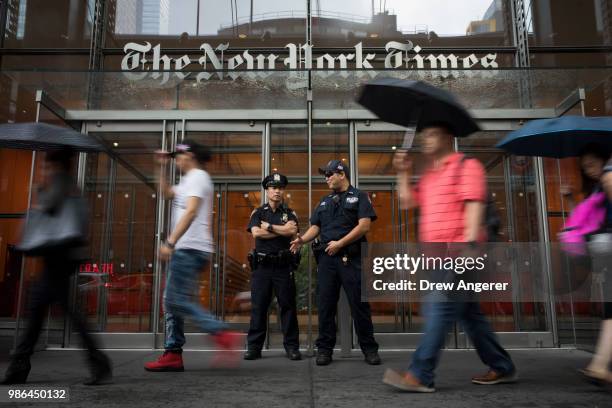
{"left": 0, "top": 122, "right": 106, "bottom": 152}
{"left": 496, "top": 116, "right": 612, "bottom": 158}
{"left": 357, "top": 78, "right": 479, "bottom": 137}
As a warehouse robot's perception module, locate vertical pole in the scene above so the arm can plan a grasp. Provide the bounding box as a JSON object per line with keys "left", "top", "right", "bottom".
{"left": 338, "top": 121, "right": 358, "bottom": 356}
{"left": 306, "top": 0, "right": 314, "bottom": 356}
{"left": 196, "top": 0, "right": 200, "bottom": 36}
{"left": 151, "top": 120, "right": 168, "bottom": 347}
{"left": 12, "top": 99, "right": 42, "bottom": 351}
{"left": 534, "top": 157, "right": 559, "bottom": 347}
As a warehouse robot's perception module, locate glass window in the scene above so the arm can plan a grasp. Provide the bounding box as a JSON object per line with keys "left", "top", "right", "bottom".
{"left": 529, "top": 0, "right": 612, "bottom": 47}
{"left": 3, "top": 0, "right": 95, "bottom": 48}
{"left": 312, "top": 0, "right": 512, "bottom": 47}
{"left": 105, "top": 0, "right": 307, "bottom": 48}
{"left": 185, "top": 131, "right": 262, "bottom": 177}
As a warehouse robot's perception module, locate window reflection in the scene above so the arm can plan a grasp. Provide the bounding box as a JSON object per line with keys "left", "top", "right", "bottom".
{"left": 313, "top": 0, "right": 511, "bottom": 46}
{"left": 3, "top": 0, "right": 94, "bottom": 48}
{"left": 106, "top": 0, "right": 307, "bottom": 47}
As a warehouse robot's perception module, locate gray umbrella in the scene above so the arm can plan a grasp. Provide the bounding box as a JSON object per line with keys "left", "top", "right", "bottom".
{"left": 0, "top": 122, "right": 106, "bottom": 152}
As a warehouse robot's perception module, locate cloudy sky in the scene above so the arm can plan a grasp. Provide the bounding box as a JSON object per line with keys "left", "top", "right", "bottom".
{"left": 167, "top": 0, "right": 496, "bottom": 36}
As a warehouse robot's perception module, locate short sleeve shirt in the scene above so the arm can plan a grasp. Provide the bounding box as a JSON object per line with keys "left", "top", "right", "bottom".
{"left": 310, "top": 186, "right": 377, "bottom": 243}
{"left": 247, "top": 205, "right": 299, "bottom": 254}
{"left": 171, "top": 168, "right": 214, "bottom": 252}
{"left": 413, "top": 153, "right": 486, "bottom": 243}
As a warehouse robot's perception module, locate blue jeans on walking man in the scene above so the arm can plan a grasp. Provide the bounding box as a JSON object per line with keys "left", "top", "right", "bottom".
{"left": 163, "top": 249, "right": 228, "bottom": 351}
{"left": 409, "top": 300, "right": 515, "bottom": 387}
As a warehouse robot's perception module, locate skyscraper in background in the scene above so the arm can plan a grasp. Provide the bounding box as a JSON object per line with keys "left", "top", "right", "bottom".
{"left": 111, "top": 0, "right": 170, "bottom": 35}
{"left": 141, "top": 0, "right": 169, "bottom": 34}
{"left": 4, "top": 0, "right": 27, "bottom": 39}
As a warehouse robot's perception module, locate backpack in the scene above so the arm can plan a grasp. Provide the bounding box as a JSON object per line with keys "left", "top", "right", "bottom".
{"left": 459, "top": 155, "right": 502, "bottom": 242}
{"left": 559, "top": 191, "right": 607, "bottom": 256}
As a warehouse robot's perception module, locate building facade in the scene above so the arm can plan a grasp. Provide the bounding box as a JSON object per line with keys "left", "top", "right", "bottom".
{"left": 0, "top": 0, "right": 611, "bottom": 352}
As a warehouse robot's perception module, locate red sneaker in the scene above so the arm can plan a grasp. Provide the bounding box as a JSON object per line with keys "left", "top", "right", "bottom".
{"left": 144, "top": 351, "right": 184, "bottom": 372}
{"left": 209, "top": 331, "right": 242, "bottom": 368}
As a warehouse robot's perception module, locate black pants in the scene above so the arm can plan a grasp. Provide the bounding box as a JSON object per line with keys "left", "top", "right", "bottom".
{"left": 246, "top": 263, "right": 299, "bottom": 351}
{"left": 315, "top": 253, "right": 378, "bottom": 354}
{"left": 14, "top": 254, "right": 99, "bottom": 358}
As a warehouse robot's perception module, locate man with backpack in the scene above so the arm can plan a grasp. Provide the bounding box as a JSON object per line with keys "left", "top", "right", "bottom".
{"left": 383, "top": 122, "right": 516, "bottom": 393}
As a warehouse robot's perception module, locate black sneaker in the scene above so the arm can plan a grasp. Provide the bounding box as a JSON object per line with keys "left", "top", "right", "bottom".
{"left": 1, "top": 356, "right": 31, "bottom": 385}
{"left": 364, "top": 351, "right": 381, "bottom": 365}
{"left": 243, "top": 349, "right": 262, "bottom": 360}
{"left": 286, "top": 349, "right": 302, "bottom": 361}
{"left": 316, "top": 351, "right": 332, "bottom": 366}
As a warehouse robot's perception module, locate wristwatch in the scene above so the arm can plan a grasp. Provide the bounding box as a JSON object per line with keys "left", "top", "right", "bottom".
{"left": 165, "top": 240, "right": 175, "bottom": 249}
{"left": 267, "top": 224, "right": 274, "bottom": 232}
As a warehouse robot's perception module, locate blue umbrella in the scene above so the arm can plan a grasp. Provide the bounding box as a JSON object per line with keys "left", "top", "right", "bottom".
{"left": 496, "top": 116, "right": 612, "bottom": 158}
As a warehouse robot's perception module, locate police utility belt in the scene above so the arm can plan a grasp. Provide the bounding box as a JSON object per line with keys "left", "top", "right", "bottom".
{"left": 248, "top": 249, "right": 298, "bottom": 269}
{"left": 311, "top": 239, "right": 361, "bottom": 265}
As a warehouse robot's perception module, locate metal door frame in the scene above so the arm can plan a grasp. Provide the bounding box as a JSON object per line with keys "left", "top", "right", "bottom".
{"left": 11, "top": 88, "right": 587, "bottom": 350}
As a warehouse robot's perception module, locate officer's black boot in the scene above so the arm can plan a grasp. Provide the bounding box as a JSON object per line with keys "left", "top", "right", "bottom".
{"left": 364, "top": 351, "right": 381, "bottom": 365}
{"left": 286, "top": 349, "right": 302, "bottom": 361}
{"left": 315, "top": 350, "right": 332, "bottom": 366}
{"left": 1, "top": 355, "right": 31, "bottom": 385}
{"left": 84, "top": 350, "right": 113, "bottom": 386}
{"left": 244, "top": 349, "right": 262, "bottom": 360}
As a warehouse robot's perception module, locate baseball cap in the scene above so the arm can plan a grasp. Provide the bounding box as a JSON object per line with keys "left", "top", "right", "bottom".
{"left": 318, "top": 159, "right": 349, "bottom": 177}
{"left": 170, "top": 139, "right": 211, "bottom": 163}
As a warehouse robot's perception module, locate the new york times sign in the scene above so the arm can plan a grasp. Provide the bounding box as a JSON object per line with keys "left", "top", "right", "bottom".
{"left": 121, "top": 41, "right": 499, "bottom": 84}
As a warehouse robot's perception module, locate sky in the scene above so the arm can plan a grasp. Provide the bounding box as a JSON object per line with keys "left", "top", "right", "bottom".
{"left": 166, "top": 0, "right": 497, "bottom": 36}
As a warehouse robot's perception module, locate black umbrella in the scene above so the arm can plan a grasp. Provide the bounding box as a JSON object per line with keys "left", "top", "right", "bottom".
{"left": 357, "top": 78, "right": 479, "bottom": 137}
{"left": 0, "top": 122, "right": 106, "bottom": 152}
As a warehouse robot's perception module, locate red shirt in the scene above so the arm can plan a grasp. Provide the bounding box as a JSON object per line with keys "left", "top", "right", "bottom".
{"left": 413, "top": 152, "right": 487, "bottom": 243}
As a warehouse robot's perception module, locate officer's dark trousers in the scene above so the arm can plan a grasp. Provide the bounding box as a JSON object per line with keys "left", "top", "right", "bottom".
{"left": 316, "top": 253, "right": 378, "bottom": 354}
{"left": 247, "top": 263, "right": 299, "bottom": 351}
{"left": 14, "top": 254, "right": 100, "bottom": 359}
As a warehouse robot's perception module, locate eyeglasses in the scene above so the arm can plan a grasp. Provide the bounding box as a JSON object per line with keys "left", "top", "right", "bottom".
{"left": 324, "top": 171, "right": 337, "bottom": 178}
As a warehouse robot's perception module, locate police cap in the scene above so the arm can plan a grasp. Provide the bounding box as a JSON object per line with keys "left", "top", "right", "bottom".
{"left": 262, "top": 173, "right": 288, "bottom": 189}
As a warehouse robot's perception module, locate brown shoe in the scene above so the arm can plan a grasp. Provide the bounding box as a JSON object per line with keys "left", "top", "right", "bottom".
{"left": 472, "top": 369, "right": 517, "bottom": 385}
{"left": 382, "top": 368, "right": 435, "bottom": 393}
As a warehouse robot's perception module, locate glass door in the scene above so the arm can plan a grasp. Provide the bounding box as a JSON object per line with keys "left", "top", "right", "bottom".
{"left": 175, "top": 121, "right": 264, "bottom": 346}
{"left": 74, "top": 122, "right": 165, "bottom": 346}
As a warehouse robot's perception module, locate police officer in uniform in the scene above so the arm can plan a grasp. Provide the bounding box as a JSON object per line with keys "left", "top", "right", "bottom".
{"left": 290, "top": 160, "right": 380, "bottom": 366}
{"left": 245, "top": 173, "right": 301, "bottom": 361}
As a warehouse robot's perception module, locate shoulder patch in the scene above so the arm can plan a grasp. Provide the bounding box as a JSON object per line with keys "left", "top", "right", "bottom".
{"left": 346, "top": 196, "right": 359, "bottom": 204}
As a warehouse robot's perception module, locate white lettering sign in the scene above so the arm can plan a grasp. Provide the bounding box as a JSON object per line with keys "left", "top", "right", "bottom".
{"left": 121, "top": 41, "right": 499, "bottom": 84}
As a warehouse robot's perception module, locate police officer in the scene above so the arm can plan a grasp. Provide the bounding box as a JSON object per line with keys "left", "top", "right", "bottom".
{"left": 245, "top": 173, "right": 301, "bottom": 361}
{"left": 290, "top": 160, "right": 380, "bottom": 366}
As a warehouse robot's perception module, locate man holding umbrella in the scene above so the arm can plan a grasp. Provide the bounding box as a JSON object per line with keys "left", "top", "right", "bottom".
{"left": 358, "top": 79, "right": 516, "bottom": 392}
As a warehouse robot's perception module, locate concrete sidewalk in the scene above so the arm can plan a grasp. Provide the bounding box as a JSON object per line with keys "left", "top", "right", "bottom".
{"left": 0, "top": 348, "right": 609, "bottom": 407}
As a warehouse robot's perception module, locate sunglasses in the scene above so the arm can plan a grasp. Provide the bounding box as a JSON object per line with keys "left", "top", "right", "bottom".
{"left": 324, "top": 171, "right": 338, "bottom": 178}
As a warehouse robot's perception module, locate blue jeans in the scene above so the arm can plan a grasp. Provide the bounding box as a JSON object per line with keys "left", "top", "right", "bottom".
{"left": 409, "top": 301, "right": 515, "bottom": 387}
{"left": 163, "top": 249, "right": 228, "bottom": 351}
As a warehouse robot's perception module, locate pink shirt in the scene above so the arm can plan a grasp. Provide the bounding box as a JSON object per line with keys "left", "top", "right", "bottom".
{"left": 413, "top": 153, "right": 487, "bottom": 243}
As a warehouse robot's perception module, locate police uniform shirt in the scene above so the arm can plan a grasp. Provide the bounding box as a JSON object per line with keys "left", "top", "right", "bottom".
{"left": 310, "top": 186, "right": 377, "bottom": 243}
{"left": 247, "top": 204, "right": 299, "bottom": 254}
